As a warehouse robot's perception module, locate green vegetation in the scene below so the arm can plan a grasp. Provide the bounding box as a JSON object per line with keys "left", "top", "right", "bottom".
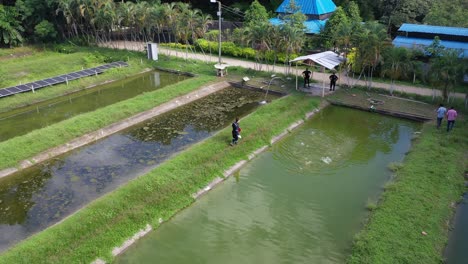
{"left": 0, "top": 75, "right": 214, "bottom": 171}
{"left": 0, "top": 46, "right": 152, "bottom": 112}
{"left": 0, "top": 94, "right": 320, "bottom": 264}
{"left": 348, "top": 121, "right": 467, "bottom": 263}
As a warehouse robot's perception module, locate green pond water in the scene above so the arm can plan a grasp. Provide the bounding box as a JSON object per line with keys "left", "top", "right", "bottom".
{"left": 0, "top": 87, "right": 276, "bottom": 252}
{"left": 0, "top": 71, "right": 189, "bottom": 142}
{"left": 116, "top": 106, "right": 420, "bottom": 264}
{"left": 445, "top": 193, "right": 468, "bottom": 264}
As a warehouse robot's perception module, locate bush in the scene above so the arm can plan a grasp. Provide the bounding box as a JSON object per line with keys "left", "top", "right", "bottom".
{"left": 34, "top": 20, "right": 57, "bottom": 42}
{"left": 54, "top": 44, "right": 77, "bottom": 54}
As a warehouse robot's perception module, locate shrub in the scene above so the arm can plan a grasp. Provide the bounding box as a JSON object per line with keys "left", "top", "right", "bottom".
{"left": 34, "top": 20, "right": 57, "bottom": 42}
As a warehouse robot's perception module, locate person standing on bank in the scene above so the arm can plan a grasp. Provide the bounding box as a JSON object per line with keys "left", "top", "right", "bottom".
{"left": 446, "top": 106, "right": 457, "bottom": 132}
{"left": 231, "top": 117, "right": 241, "bottom": 145}
{"left": 302, "top": 68, "right": 311, "bottom": 88}
{"left": 436, "top": 104, "right": 447, "bottom": 129}
{"left": 329, "top": 72, "right": 338, "bottom": 91}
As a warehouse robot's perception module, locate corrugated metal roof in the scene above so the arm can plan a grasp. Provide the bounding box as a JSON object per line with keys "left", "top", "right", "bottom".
{"left": 392, "top": 36, "right": 468, "bottom": 58}
{"left": 270, "top": 18, "right": 327, "bottom": 34}
{"left": 399, "top": 23, "right": 468, "bottom": 37}
{"left": 275, "top": 0, "right": 336, "bottom": 15}
{"left": 290, "top": 51, "right": 345, "bottom": 70}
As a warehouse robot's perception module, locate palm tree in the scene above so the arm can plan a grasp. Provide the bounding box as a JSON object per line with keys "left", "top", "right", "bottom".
{"left": 381, "top": 47, "right": 410, "bottom": 95}
{"left": 429, "top": 49, "right": 466, "bottom": 102}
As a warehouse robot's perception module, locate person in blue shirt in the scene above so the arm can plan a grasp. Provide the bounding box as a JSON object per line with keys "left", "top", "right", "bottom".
{"left": 231, "top": 117, "right": 241, "bottom": 145}
{"left": 436, "top": 104, "right": 447, "bottom": 129}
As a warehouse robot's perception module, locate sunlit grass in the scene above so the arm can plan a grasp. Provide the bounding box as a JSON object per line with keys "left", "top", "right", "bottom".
{"left": 0, "top": 94, "right": 320, "bottom": 263}
{"left": 348, "top": 120, "right": 467, "bottom": 264}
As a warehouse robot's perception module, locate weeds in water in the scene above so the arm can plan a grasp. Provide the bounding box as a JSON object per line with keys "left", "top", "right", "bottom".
{"left": 388, "top": 162, "right": 404, "bottom": 172}
{"left": 366, "top": 199, "right": 378, "bottom": 211}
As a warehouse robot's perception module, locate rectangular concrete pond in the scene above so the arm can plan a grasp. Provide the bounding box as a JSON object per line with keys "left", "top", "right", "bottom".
{"left": 0, "top": 86, "right": 278, "bottom": 252}
{"left": 0, "top": 71, "right": 189, "bottom": 142}
{"left": 115, "top": 106, "right": 421, "bottom": 264}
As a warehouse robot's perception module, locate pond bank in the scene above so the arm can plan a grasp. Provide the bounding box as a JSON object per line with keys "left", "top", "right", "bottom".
{"left": 348, "top": 120, "right": 467, "bottom": 263}
{"left": 0, "top": 94, "right": 320, "bottom": 263}
{"left": 0, "top": 81, "right": 225, "bottom": 179}
{"left": 0, "top": 75, "right": 216, "bottom": 173}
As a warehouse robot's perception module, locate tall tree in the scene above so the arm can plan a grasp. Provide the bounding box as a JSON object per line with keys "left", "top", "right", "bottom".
{"left": 0, "top": 4, "right": 24, "bottom": 46}
{"left": 429, "top": 49, "right": 467, "bottom": 101}
{"left": 423, "top": 0, "right": 468, "bottom": 27}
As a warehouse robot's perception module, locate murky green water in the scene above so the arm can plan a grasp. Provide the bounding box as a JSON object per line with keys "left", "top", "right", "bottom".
{"left": 0, "top": 87, "right": 276, "bottom": 252}
{"left": 445, "top": 193, "right": 468, "bottom": 264}
{"left": 0, "top": 71, "right": 189, "bottom": 142}
{"left": 116, "top": 106, "right": 420, "bottom": 264}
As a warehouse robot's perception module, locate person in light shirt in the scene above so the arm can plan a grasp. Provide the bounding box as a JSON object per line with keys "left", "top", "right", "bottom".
{"left": 436, "top": 104, "right": 447, "bottom": 129}
{"left": 446, "top": 106, "right": 457, "bottom": 132}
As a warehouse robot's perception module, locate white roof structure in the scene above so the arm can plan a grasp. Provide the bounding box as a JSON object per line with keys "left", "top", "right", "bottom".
{"left": 290, "top": 51, "right": 345, "bottom": 70}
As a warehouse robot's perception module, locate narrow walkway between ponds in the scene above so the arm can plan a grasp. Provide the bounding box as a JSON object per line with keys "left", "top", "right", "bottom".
{"left": 0, "top": 71, "right": 189, "bottom": 142}
{"left": 0, "top": 86, "right": 277, "bottom": 252}
{"left": 115, "top": 106, "right": 420, "bottom": 264}
{"left": 100, "top": 41, "right": 466, "bottom": 99}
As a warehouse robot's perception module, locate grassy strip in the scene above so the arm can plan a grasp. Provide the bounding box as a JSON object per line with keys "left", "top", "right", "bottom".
{"left": 0, "top": 47, "right": 152, "bottom": 113}
{"left": 0, "top": 94, "right": 320, "bottom": 263}
{"left": 0, "top": 75, "right": 214, "bottom": 171}
{"left": 348, "top": 120, "right": 467, "bottom": 263}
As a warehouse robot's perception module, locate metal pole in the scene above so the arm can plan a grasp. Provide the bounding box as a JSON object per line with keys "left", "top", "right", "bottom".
{"left": 217, "top": 1, "right": 222, "bottom": 67}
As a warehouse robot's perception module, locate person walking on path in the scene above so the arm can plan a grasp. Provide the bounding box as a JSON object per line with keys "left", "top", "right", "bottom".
{"left": 329, "top": 72, "right": 339, "bottom": 91}
{"left": 230, "top": 117, "right": 241, "bottom": 145}
{"left": 436, "top": 104, "right": 447, "bottom": 129}
{"left": 302, "top": 68, "right": 311, "bottom": 88}
{"left": 446, "top": 107, "right": 457, "bottom": 132}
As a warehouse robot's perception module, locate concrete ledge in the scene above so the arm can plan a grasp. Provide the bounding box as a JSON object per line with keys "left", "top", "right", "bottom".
{"left": 192, "top": 177, "right": 224, "bottom": 199}
{"left": 112, "top": 224, "right": 152, "bottom": 256}
{"left": 270, "top": 131, "right": 289, "bottom": 145}
{"left": 223, "top": 160, "right": 248, "bottom": 178}
{"left": 248, "top": 146, "right": 269, "bottom": 160}
{"left": 287, "top": 120, "right": 304, "bottom": 132}
{"left": 0, "top": 81, "right": 230, "bottom": 179}
{"left": 91, "top": 259, "right": 106, "bottom": 264}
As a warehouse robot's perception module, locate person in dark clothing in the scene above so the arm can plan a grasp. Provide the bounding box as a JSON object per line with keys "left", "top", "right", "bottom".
{"left": 329, "top": 72, "right": 338, "bottom": 91}
{"left": 302, "top": 68, "right": 311, "bottom": 88}
{"left": 231, "top": 117, "right": 241, "bottom": 145}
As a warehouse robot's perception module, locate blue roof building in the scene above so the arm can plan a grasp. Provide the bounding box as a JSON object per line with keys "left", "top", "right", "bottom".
{"left": 269, "top": 0, "right": 337, "bottom": 34}
{"left": 393, "top": 23, "right": 468, "bottom": 58}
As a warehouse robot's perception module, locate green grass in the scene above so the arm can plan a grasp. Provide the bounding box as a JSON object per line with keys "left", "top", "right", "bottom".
{"left": 348, "top": 120, "right": 467, "bottom": 264}
{"left": 0, "top": 47, "right": 153, "bottom": 113}
{"left": 0, "top": 94, "right": 320, "bottom": 263}
{"left": 0, "top": 75, "right": 214, "bottom": 171}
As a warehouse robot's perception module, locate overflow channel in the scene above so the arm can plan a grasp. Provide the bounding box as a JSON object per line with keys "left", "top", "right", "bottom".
{"left": 0, "top": 86, "right": 278, "bottom": 252}
{"left": 115, "top": 106, "right": 421, "bottom": 264}
{"left": 0, "top": 71, "right": 189, "bottom": 142}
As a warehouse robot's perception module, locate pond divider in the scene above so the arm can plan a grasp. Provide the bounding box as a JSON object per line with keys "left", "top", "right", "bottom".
{"left": 0, "top": 81, "right": 230, "bottom": 179}
{"left": 328, "top": 100, "right": 431, "bottom": 121}
{"left": 89, "top": 104, "right": 326, "bottom": 264}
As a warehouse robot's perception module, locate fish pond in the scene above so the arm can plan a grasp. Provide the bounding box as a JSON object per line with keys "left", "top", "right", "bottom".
{"left": 0, "top": 71, "right": 189, "bottom": 142}
{"left": 116, "top": 106, "right": 421, "bottom": 264}
{"left": 0, "top": 86, "right": 277, "bottom": 252}
{"left": 445, "top": 193, "right": 468, "bottom": 264}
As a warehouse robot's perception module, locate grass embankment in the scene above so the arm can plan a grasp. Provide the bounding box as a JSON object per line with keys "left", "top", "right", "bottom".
{"left": 0, "top": 94, "right": 320, "bottom": 263}
{"left": 348, "top": 120, "right": 467, "bottom": 263}
{"left": 0, "top": 75, "right": 214, "bottom": 171}
{"left": 0, "top": 46, "right": 156, "bottom": 113}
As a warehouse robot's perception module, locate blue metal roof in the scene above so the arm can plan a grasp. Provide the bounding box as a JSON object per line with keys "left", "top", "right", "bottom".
{"left": 399, "top": 23, "right": 468, "bottom": 37}
{"left": 275, "top": 0, "right": 336, "bottom": 15}
{"left": 270, "top": 18, "right": 327, "bottom": 34}
{"left": 393, "top": 36, "right": 468, "bottom": 58}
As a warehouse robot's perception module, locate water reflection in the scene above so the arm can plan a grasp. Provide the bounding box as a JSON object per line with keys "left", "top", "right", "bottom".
{"left": 116, "top": 107, "right": 420, "bottom": 264}
{"left": 0, "top": 71, "right": 189, "bottom": 142}
{"left": 0, "top": 87, "right": 276, "bottom": 252}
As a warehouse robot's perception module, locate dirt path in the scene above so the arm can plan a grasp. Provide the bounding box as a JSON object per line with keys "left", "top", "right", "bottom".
{"left": 100, "top": 41, "right": 466, "bottom": 99}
